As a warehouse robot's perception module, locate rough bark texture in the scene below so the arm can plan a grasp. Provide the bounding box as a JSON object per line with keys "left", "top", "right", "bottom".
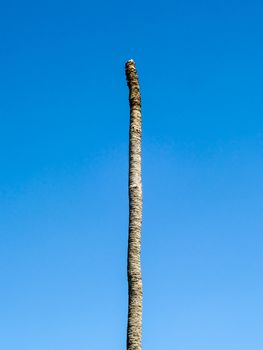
{"left": 125, "top": 59, "right": 143, "bottom": 350}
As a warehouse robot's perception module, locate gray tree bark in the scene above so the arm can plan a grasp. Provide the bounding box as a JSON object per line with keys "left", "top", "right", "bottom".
{"left": 125, "top": 60, "right": 143, "bottom": 350}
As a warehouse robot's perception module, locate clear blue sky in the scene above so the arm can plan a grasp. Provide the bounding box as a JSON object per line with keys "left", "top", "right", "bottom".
{"left": 1, "top": 0, "right": 263, "bottom": 349}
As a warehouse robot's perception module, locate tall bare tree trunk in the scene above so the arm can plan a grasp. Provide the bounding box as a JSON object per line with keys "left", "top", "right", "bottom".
{"left": 125, "top": 60, "right": 143, "bottom": 350}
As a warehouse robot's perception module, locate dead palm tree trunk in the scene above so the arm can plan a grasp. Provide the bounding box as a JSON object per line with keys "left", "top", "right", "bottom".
{"left": 125, "top": 59, "right": 143, "bottom": 350}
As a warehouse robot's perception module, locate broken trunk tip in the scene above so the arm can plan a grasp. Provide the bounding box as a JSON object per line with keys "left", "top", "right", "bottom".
{"left": 125, "top": 59, "right": 135, "bottom": 66}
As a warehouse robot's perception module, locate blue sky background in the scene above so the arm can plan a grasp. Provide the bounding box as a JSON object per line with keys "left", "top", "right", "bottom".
{"left": 1, "top": 0, "right": 263, "bottom": 349}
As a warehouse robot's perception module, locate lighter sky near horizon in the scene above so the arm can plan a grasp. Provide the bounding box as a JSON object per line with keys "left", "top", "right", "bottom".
{"left": 1, "top": 0, "right": 263, "bottom": 349}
